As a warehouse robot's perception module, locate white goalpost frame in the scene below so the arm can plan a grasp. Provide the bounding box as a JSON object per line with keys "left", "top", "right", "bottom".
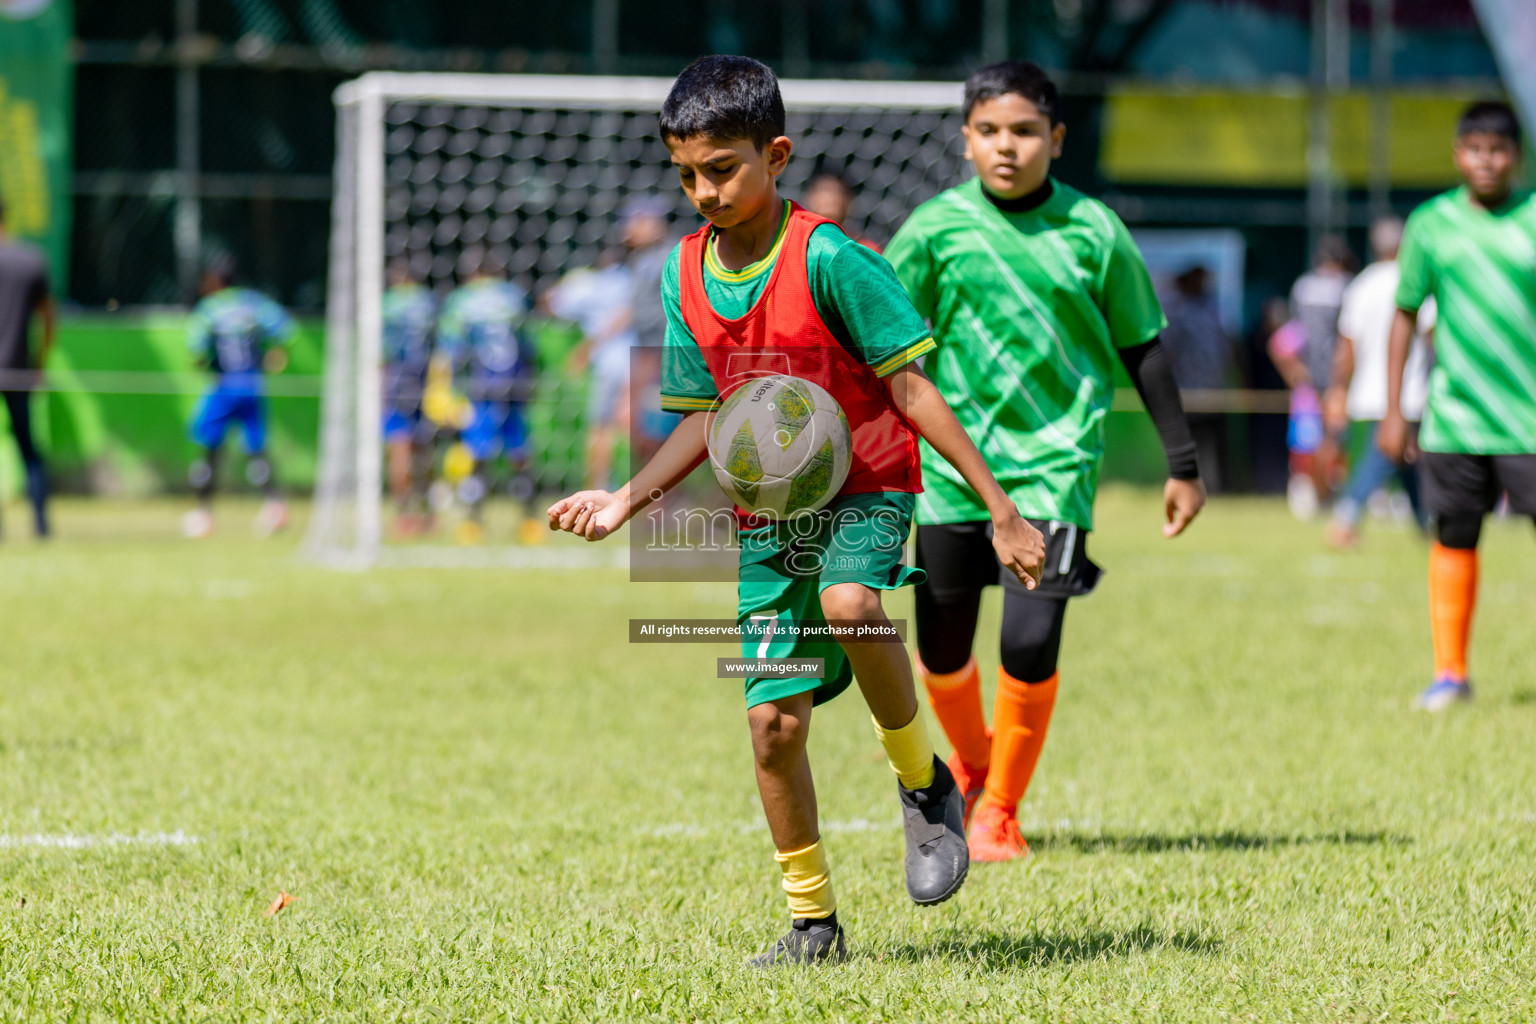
{"left": 309, "top": 72, "right": 966, "bottom": 569}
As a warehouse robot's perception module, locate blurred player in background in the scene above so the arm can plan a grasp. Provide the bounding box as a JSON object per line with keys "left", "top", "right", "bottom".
{"left": 1269, "top": 311, "right": 1326, "bottom": 520}
{"left": 1273, "top": 236, "right": 1356, "bottom": 518}
{"left": 622, "top": 196, "right": 681, "bottom": 469}
{"left": 547, "top": 197, "right": 670, "bottom": 489}
{"left": 802, "top": 172, "right": 880, "bottom": 252}
{"left": 436, "top": 251, "right": 538, "bottom": 545}
{"left": 1322, "top": 216, "right": 1433, "bottom": 549}
{"left": 887, "top": 61, "right": 1205, "bottom": 864}
{"left": 1379, "top": 101, "right": 1536, "bottom": 711}
{"left": 0, "top": 198, "right": 55, "bottom": 540}
{"left": 183, "top": 254, "right": 293, "bottom": 539}
{"left": 1160, "top": 263, "right": 1240, "bottom": 491}
{"left": 382, "top": 258, "right": 439, "bottom": 537}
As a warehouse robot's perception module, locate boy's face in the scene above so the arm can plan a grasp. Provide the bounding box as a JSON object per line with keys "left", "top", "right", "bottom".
{"left": 962, "top": 94, "right": 1064, "bottom": 200}
{"left": 666, "top": 134, "right": 793, "bottom": 230}
{"left": 1453, "top": 131, "right": 1520, "bottom": 203}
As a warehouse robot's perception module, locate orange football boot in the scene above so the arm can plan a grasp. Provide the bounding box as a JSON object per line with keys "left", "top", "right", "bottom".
{"left": 968, "top": 801, "right": 1030, "bottom": 863}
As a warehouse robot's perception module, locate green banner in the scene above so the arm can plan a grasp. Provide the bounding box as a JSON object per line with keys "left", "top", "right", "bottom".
{"left": 0, "top": 0, "right": 72, "bottom": 292}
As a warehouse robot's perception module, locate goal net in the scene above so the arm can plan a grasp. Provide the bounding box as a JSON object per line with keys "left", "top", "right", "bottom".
{"left": 306, "top": 72, "right": 967, "bottom": 568}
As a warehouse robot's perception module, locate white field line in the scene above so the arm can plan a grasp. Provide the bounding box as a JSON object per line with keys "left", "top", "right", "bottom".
{"left": 0, "top": 830, "right": 200, "bottom": 850}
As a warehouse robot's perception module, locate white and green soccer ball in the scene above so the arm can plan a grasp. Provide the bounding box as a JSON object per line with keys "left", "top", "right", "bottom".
{"left": 707, "top": 374, "right": 852, "bottom": 518}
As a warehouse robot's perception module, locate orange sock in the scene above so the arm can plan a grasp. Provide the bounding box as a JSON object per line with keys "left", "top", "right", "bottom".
{"left": 1429, "top": 543, "right": 1478, "bottom": 680}
{"left": 981, "top": 669, "right": 1058, "bottom": 817}
{"left": 916, "top": 654, "right": 991, "bottom": 774}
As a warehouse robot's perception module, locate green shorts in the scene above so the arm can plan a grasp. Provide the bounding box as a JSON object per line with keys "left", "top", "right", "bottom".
{"left": 736, "top": 491, "right": 925, "bottom": 709}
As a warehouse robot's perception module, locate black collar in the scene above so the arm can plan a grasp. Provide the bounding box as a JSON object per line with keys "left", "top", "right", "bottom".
{"left": 980, "top": 178, "right": 1054, "bottom": 213}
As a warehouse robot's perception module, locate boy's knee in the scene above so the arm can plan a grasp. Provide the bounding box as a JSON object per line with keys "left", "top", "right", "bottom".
{"left": 819, "top": 582, "right": 882, "bottom": 622}
{"left": 748, "top": 702, "right": 809, "bottom": 770}
{"left": 1436, "top": 513, "right": 1482, "bottom": 550}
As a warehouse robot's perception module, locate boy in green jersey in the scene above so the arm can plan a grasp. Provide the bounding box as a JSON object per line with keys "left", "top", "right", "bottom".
{"left": 1378, "top": 101, "right": 1536, "bottom": 712}
{"left": 548, "top": 56, "right": 1046, "bottom": 966}
{"left": 886, "top": 61, "right": 1207, "bottom": 862}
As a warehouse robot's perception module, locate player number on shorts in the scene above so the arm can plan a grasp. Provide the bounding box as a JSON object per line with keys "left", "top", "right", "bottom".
{"left": 748, "top": 611, "right": 780, "bottom": 659}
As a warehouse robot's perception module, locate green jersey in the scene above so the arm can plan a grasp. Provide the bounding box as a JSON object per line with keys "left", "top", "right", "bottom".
{"left": 886, "top": 178, "right": 1166, "bottom": 529}
{"left": 1395, "top": 187, "right": 1536, "bottom": 455}
{"left": 659, "top": 201, "right": 935, "bottom": 411}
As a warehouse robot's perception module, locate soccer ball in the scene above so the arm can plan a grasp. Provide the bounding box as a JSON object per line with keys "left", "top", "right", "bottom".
{"left": 707, "top": 374, "right": 852, "bottom": 518}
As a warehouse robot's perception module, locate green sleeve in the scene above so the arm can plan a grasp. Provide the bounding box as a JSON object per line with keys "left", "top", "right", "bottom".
{"left": 1395, "top": 209, "right": 1433, "bottom": 313}
{"left": 186, "top": 302, "right": 211, "bottom": 357}
{"left": 807, "top": 223, "right": 935, "bottom": 377}
{"left": 883, "top": 213, "right": 939, "bottom": 323}
{"left": 658, "top": 246, "right": 719, "bottom": 412}
{"left": 259, "top": 294, "right": 295, "bottom": 347}
{"left": 1096, "top": 208, "right": 1168, "bottom": 349}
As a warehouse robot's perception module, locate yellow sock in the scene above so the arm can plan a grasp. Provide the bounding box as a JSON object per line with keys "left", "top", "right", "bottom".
{"left": 775, "top": 840, "right": 836, "bottom": 920}
{"left": 872, "top": 710, "right": 937, "bottom": 789}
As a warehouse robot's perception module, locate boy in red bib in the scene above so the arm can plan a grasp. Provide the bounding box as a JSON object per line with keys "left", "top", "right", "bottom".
{"left": 549, "top": 56, "right": 1044, "bottom": 965}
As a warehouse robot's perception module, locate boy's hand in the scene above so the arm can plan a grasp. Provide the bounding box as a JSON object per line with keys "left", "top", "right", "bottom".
{"left": 991, "top": 513, "right": 1045, "bottom": 590}
{"left": 1322, "top": 386, "right": 1348, "bottom": 435}
{"left": 1163, "top": 477, "right": 1206, "bottom": 538}
{"left": 547, "top": 490, "right": 628, "bottom": 541}
{"left": 1377, "top": 410, "right": 1410, "bottom": 464}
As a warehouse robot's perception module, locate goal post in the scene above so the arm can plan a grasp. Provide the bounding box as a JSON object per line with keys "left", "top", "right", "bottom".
{"left": 307, "top": 71, "right": 968, "bottom": 568}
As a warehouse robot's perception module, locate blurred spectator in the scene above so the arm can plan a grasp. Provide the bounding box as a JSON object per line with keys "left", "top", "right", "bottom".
{"left": 1269, "top": 314, "right": 1329, "bottom": 519}
{"left": 1272, "top": 237, "right": 1357, "bottom": 517}
{"left": 622, "top": 197, "right": 682, "bottom": 469}
{"left": 1292, "top": 235, "right": 1357, "bottom": 393}
{"left": 802, "top": 173, "right": 881, "bottom": 252}
{"left": 546, "top": 260, "right": 633, "bottom": 490}
{"left": 0, "top": 199, "right": 54, "bottom": 540}
{"left": 546, "top": 200, "right": 672, "bottom": 490}
{"left": 625, "top": 196, "right": 672, "bottom": 356}
{"left": 1245, "top": 296, "right": 1293, "bottom": 493}
{"left": 1323, "top": 216, "right": 1435, "bottom": 548}
{"left": 1160, "top": 264, "right": 1240, "bottom": 491}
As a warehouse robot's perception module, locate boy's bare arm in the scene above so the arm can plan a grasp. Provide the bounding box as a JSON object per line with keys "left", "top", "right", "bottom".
{"left": 1267, "top": 334, "right": 1311, "bottom": 390}
{"left": 1324, "top": 333, "right": 1355, "bottom": 434}
{"left": 548, "top": 410, "right": 709, "bottom": 540}
{"left": 886, "top": 363, "right": 1045, "bottom": 587}
{"left": 1377, "top": 308, "right": 1418, "bottom": 462}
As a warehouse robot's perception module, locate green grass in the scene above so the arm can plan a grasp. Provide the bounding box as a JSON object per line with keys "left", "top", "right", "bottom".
{"left": 1, "top": 489, "right": 1534, "bottom": 1022}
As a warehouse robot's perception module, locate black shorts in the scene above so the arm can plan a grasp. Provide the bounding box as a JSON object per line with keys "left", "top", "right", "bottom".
{"left": 915, "top": 518, "right": 1102, "bottom": 600}
{"left": 1420, "top": 451, "right": 1536, "bottom": 517}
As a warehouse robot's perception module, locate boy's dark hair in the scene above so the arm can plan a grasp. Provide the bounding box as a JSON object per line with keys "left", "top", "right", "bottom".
{"left": 1313, "top": 234, "right": 1357, "bottom": 273}
{"left": 1456, "top": 100, "right": 1522, "bottom": 147}
{"left": 963, "top": 60, "right": 1061, "bottom": 124}
{"left": 660, "top": 55, "right": 785, "bottom": 150}
{"left": 204, "top": 252, "right": 240, "bottom": 286}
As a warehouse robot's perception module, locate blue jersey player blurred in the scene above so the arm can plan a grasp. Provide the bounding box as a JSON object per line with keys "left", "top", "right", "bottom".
{"left": 382, "top": 259, "right": 438, "bottom": 535}
{"left": 183, "top": 255, "right": 294, "bottom": 539}
{"left": 435, "top": 252, "right": 539, "bottom": 544}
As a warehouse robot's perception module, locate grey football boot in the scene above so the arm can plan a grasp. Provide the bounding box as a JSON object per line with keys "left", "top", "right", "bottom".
{"left": 747, "top": 915, "right": 848, "bottom": 968}
{"left": 898, "top": 755, "right": 970, "bottom": 905}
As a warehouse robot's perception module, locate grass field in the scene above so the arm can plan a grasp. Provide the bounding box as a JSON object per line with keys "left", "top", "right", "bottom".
{"left": 2, "top": 489, "right": 1534, "bottom": 1022}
